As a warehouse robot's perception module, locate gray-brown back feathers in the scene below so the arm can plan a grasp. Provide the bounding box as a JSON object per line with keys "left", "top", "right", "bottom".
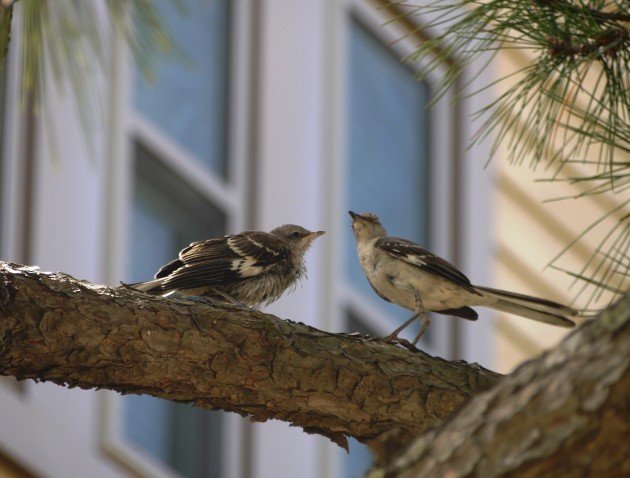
{"left": 126, "top": 225, "right": 324, "bottom": 308}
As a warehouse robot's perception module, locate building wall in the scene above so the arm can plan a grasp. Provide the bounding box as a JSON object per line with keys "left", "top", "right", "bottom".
{"left": 0, "top": 1, "right": 494, "bottom": 477}
{"left": 492, "top": 49, "right": 628, "bottom": 373}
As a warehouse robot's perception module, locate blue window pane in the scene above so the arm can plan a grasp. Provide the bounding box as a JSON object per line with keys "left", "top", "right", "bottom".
{"left": 124, "top": 395, "right": 171, "bottom": 459}
{"left": 129, "top": 190, "right": 177, "bottom": 282}
{"left": 345, "top": 20, "right": 430, "bottom": 330}
{"left": 344, "top": 312, "right": 425, "bottom": 477}
{"left": 134, "top": 0, "right": 230, "bottom": 177}
{"left": 345, "top": 438, "right": 373, "bottom": 478}
{"left": 342, "top": 314, "right": 375, "bottom": 477}
{"left": 124, "top": 142, "right": 226, "bottom": 478}
{"left": 129, "top": 141, "right": 226, "bottom": 283}
{"left": 124, "top": 398, "right": 223, "bottom": 478}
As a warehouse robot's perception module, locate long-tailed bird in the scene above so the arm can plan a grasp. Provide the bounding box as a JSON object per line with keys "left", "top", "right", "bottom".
{"left": 349, "top": 211, "right": 578, "bottom": 345}
{"left": 126, "top": 225, "right": 324, "bottom": 308}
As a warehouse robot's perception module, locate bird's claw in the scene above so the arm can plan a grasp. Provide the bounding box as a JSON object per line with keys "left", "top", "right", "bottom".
{"left": 381, "top": 334, "right": 420, "bottom": 351}
{"left": 383, "top": 333, "right": 400, "bottom": 343}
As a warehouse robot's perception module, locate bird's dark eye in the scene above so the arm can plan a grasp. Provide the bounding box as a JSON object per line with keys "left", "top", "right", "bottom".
{"left": 292, "top": 231, "right": 302, "bottom": 239}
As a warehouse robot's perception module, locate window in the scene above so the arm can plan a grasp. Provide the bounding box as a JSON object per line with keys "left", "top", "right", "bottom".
{"left": 124, "top": 145, "right": 225, "bottom": 478}
{"left": 123, "top": 150, "right": 230, "bottom": 471}
{"left": 344, "top": 17, "right": 432, "bottom": 346}
{"left": 338, "top": 8, "right": 458, "bottom": 477}
{"left": 116, "top": 1, "right": 245, "bottom": 477}
{"left": 134, "top": 0, "right": 231, "bottom": 177}
{"left": 344, "top": 313, "right": 378, "bottom": 478}
{"left": 129, "top": 142, "right": 226, "bottom": 280}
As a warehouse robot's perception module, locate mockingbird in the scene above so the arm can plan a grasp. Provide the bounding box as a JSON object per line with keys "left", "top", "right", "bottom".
{"left": 126, "top": 225, "right": 324, "bottom": 308}
{"left": 349, "top": 211, "right": 578, "bottom": 345}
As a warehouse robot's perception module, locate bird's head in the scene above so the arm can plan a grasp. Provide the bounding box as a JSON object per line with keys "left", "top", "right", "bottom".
{"left": 272, "top": 225, "right": 325, "bottom": 256}
{"left": 348, "top": 211, "right": 387, "bottom": 241}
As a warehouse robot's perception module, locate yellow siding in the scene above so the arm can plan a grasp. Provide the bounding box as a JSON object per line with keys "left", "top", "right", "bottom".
{"left": 492, "top": 49, "right": 629, "bottom": 373}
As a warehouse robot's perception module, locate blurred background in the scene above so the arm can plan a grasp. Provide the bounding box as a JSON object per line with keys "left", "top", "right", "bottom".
{"left": 0, "top": 1, "right": 623, "bottom": 477}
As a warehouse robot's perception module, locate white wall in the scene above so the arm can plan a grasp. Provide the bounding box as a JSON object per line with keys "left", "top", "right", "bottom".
{"left": 0, "top": 2, "right": 494, "bottom": 477}
{"left": 0, "top": 8, "right": 123, "bottom": 478}
{"left": 253, "top": 2, "right": 331, "bottom": 478}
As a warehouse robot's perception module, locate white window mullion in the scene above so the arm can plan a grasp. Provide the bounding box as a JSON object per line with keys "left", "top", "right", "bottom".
{"left": 102, "top": 29, "right": 134, "bottom": 287}
{"left": 325, "top": 1, "right": 476, "bottom": 476}
{"left": 455, "top": 60, "right": 495, "bottom": 369}
{"left": 226, "top": 0, "right": 254, "bottom": 234}
{"left": 131, "top": 112, "right": 238, "bottom": 214}
{"left": 251, "top": 2, "right": 331, "bottom": 478}
{"left": 222, "top": 2, "right": 254, "bottom": 478}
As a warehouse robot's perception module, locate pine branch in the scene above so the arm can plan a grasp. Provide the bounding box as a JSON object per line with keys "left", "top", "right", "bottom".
{"left": 0, "top": 262, "right": 501, "bottom": 450}
{"left": 1, "top": 0, "right": 182, "bottom": 161}
{"left": 391, "top": 0, "right": 630, "bottom": 171}
{"left": 540, "top": 1, "right": 630, "bottom": 23}
{"left": 369, "top": 293, "right": 630, "bottom": 477}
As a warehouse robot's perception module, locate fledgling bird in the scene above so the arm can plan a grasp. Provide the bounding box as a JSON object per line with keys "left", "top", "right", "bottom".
{"left": 349, "top": 211, "right": 578, "bottom": 345}
{"left": 126, "top": 225, "right": 325, "bottom": 308}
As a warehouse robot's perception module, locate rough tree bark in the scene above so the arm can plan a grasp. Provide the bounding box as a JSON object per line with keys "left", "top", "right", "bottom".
{"left": 0, "top": 262, "right": 499, "bottom": 449}
{"left": 370, "top": 294, "right": 630, "bottom": 477}
{"left": 1, "top": 261, "right": 628, "bottom": 476}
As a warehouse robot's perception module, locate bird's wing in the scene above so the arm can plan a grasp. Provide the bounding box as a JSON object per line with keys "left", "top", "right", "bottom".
{"left": 155, "top": 258, "right": 184, "bottom": 279}
{"left": 153, "top": 236, "right": 233, "bottom": 280}
{"left": 375, "top": 237, "right": 480, "bottom": 295}
{"left": 156, "top": 232, "right": 289, "bottom": 291}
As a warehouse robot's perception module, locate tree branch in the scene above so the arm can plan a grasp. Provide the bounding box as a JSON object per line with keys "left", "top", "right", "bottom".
{"left": 0, "top": 262, "right": 501, "bottom": 449}
{"left": 369, "top": 293, "right": 630, "bottom": 477}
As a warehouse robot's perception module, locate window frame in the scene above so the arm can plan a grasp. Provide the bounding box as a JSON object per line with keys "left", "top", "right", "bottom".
{"left": 99, "top": 2, "right": 253, "bottom": 478}
{"left": 321, "top": 2, "right": 494, "bottom": 475}
{"left": 331, "top": 0, "right": 458, "bottom": 358}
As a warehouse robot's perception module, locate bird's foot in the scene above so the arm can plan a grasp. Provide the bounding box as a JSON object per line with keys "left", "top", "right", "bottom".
{"left": 381, "top": 333, "right": 420, "bottom": 351}
{"left": 383, "top": 332, "right": 401, "bottom": 343}
{"left": 378, "top": 334, "right": 419, "bottom": 352}
{"left": 223, "top": 300, "right": 254, "bottom": 311}
{"left": 163, "top": 292, "right": 227, "bottom": 308}
{"left": 211, "top": 290, "right": 254, "bottom": 311}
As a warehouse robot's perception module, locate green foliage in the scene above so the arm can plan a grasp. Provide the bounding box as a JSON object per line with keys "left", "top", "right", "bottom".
{"left": 1, "top": 0, "right": 182, "bottom": 159}
{"left": 106, "top": 0, "right": 189, "bottom": 81}
{"left": 390, "top": 0, "right": 629, "bottom": 306}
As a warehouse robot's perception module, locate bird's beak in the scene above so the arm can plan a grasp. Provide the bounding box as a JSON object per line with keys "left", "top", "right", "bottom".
{"left": 309, "top": 230, "right": 325, "bottom": 239}
{"left": 348, "top": 211, "right": 358, "bottom": 221}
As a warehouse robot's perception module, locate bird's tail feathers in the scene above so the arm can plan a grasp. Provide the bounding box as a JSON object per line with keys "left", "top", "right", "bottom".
{"left": 121, "top": 278, "right": 166, "bottom": 293}
{"left": 476, "top": 286, "right": 576, "bottom": 328}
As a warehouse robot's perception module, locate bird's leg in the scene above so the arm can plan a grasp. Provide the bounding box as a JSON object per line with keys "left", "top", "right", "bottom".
{"left": 384, "top": 291, "right": 429, "bottom": 344}
{"left": 211, "top": 289, "right": 253, "bottom": 310}
{"left": 410, "top": 293, "right": 430, "bottom": 345}
{"left": 163, "top": 291, "right": 222, "bottom": 306}
{"left": 384, "top": 313, "right": 420, "bottom": 342}
{"left": 411, "top": 311, "right": 430, "bottom": 345}
{"left": 163, "top": 289, "right": 251, "bottom": 310}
